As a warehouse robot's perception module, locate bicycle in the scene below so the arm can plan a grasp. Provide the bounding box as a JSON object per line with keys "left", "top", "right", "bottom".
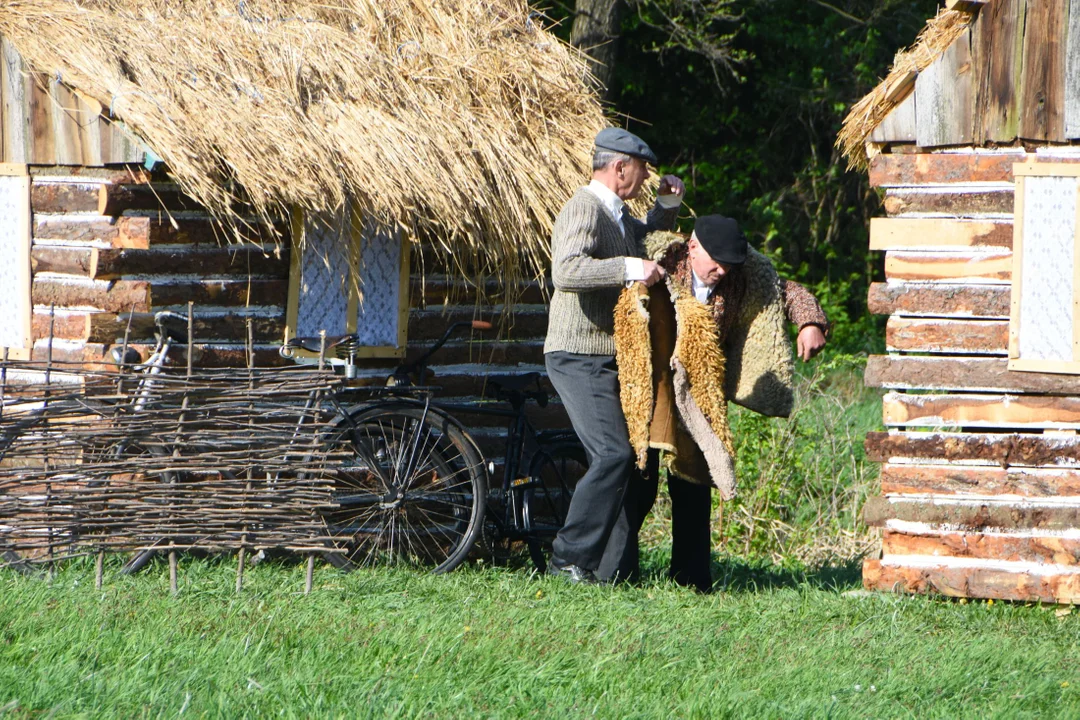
{"left": 283, "top": 321, "right": 589, "bottom": 574}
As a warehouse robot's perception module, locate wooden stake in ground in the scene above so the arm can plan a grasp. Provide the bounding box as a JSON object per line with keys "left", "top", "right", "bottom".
{"left": 45, "top": 307, "right": 55, "bottom": 578}
{"left": 306, "top": 331, "right": 328, "bottom": 596}
{"left": 236, "top": 318, "right": 255, "bottom": 594}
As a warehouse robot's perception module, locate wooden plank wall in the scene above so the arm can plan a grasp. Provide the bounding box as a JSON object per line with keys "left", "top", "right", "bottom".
{"left": 863, "top": 149, "right": 1080, "bottom": 604}
{"left": 873, "top": 0, "right": 1080, "bottom": 146}
{"left": 0, "top": 37, "right": 142, "bottom": 166}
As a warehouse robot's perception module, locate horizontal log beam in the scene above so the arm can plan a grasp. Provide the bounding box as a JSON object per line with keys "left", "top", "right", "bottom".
{"left": 869, "top": 218, "right": 1012, "bottom": 251}
{"left": 33, "top": 215, "right": 287, "bottom": 249}
{"left": 867, "top": 282, "right": 1009, "bottom": 318}
{"left": 868, "top": 152, "right": 1029, "bottom": 187}
{"left": 884, "top": 251, "right": 1012, "bottom": 283}
{"left": 30, "top": 181, "right": 102, "bottom": 213}
{"left": 30, "top": 246, "right": 96, "bottom": 276}
{"left": 30, "top": 311, "right": 89, "bottom": 342}
{"left": 30, "top": 279, "right": 291, "bottom": 314}
{"left": 86, "top": 312, "right": 283, "bottom": 344}
{"left": 97, "top": 183, "right": 206, "bottom": 215}
{"left": 865, "top": 356, "right": 1080, "bottom": 393}
{"left": 24, "top": 341, "right": 288, "bottom": 370}
{"left": 863, "top": 557, "right": 1080, "bottom": 603}
{"left": 886, "top": 317, "right": 1007, "bottom": 354}
{"left": 883, "top": 530, "right": 1080, "bottom": 565}
{"left": 90, "top": 247, "right": 289, "bottom": 280}
{"left": 882, "top": 392, "right": 1080, "bottom": 429}
{"left": 402, "top": 340, "right": 545, "bottom": 368}
{"left": 29, "top": 165, "right": 154, "bottom": 184}
{"left": 33, "top": 216, "right": 150, "bottom": 249}
{"left": 408, "top": 308, "right": 547, "bottom": 342}
{"left": 883, "top": 188, "right": 1014, "bottom": 217}
{"left": 863, "top": 495, "right": 1080, "bottom": 530}
{"left": 865, "top": 430, "right": 1080, "bottom": 467}
{"left": 410, "top": 275, "right": 547, "bottom": 308}
{"left": 879, "top": 463, "right": 1080, "bottom": 496}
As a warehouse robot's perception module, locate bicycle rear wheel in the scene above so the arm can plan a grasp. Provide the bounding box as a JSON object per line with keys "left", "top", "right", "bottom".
{"left": 319, "top": 404, "right": 486, "bottom": 574}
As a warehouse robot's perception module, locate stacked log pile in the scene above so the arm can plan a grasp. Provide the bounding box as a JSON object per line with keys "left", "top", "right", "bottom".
{"left": 862, "top": 150, "right": 1080, "bottom": 604}
{"left": 0, "top": 362, "right": 344, "bottom": 563}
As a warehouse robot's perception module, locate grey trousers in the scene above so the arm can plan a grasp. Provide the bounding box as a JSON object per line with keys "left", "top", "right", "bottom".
{"left": 545, "top": 351, "right": 636, "bottom": 570}
{"left": 597, "top": 447, "right": 714, "bottom": 592}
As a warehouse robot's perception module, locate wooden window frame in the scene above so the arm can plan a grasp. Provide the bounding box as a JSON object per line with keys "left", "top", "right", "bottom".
{"left": 0, "top": 162, "right": 31, "bottom": 361}
{"left": 1008, "top": 162, "right": 1080, "bottom": 374}
{"left": 284, "top": 206, "right": 410, "bottom": 362}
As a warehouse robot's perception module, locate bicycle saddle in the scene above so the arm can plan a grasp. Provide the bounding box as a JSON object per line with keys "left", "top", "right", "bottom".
{"left": 288, "top": 334, "right": 359, "bottom": 358}
{"left": 154, "top": 311, "right": 190, "bottom": 342}
{"left": 488, "top": 372, "right": 548, "bottom": 407}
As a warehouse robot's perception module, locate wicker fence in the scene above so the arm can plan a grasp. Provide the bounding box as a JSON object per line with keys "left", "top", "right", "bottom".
{"left": 0, "top": 359, "right": 347, "bottom": 591}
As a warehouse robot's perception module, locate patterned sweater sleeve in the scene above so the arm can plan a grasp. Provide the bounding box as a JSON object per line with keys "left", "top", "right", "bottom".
{"left": 781, "top": 280, "right": 830, "bottom": 336}
{"left": 551, "top": 196, "right": 627, "bottom": 292}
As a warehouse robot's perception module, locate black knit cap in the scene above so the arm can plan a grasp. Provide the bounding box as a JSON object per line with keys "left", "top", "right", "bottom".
{"left": 693, "top": 215, "right": 747, "bottom": 266}
{"left": 593, "top": 127, "right": 658, "bottom": 165}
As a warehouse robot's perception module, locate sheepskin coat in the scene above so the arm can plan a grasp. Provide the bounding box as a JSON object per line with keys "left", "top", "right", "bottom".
{"left": 613, "top": 232, "right": 828, "bottom": 499}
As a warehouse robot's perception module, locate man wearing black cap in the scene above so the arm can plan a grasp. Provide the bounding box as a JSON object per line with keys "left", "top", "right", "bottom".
{"left": 606, "top": 214, "right": 829, "bottom": 591}
{"left": 543, "top": 127, "right": 685, "bottom": 583}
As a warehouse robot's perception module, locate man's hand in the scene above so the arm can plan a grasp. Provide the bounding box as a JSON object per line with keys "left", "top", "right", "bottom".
{"left": 657, "top": 175, "right": 685, "bottom": 199}
{"left": 643, "top": 259, "right": 667, "bottom": 287}
{"left": 796, "top": 325, "right": 826, "bottom": 362}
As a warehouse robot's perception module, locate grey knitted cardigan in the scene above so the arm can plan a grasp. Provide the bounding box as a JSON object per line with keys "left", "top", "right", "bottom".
{"left": 544, "top": 188, "right": 678, "bottom": 356}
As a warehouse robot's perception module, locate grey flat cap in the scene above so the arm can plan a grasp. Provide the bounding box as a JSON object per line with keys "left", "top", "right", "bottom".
{"left": 594, "top": 127, "right": 658, "bottom": 165}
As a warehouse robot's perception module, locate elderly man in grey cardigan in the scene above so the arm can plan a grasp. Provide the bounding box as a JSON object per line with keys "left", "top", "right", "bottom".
{"left": 544, "top": 128, "right": 685, "bottom": 583}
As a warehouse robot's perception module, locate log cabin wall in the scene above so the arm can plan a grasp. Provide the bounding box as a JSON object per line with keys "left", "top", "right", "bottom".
{"left": 861, "top": 149, "right": 1080, "bottom": 604}
{"left": 22, "top": 165, "right": 560, "bottom": 456}
{"left": 1, "top": 33, "right": 562, "bottom": 494}
{"left": 20, "top": 167, "right": 561, "bottom": 464}
{"left": 854, "top": 0, "right": 1080, "bottom": 603}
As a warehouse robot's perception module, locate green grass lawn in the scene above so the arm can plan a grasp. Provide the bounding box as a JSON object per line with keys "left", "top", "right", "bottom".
{"left": 2, "top": 556, "right": 1079, "bottom": 719}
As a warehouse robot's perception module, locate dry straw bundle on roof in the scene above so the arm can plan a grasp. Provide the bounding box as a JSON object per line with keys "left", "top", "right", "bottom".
{"left": 0, "top": 0, "right": 607, "bottom": 283}
{"left": 836, "top": 7, "right": 973, "bottom": 169}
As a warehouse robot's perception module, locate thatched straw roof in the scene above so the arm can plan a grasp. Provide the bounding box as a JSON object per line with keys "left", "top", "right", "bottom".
{"left": 0, "top": 0, "right": 608, "bottom": 281}
{"left": 837, "top": 7, "right": 973, "bottom": 169}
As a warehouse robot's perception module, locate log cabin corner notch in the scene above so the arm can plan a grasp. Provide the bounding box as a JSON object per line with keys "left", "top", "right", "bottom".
{"left": 840, "top": 0, "right": 1080, "bottom": 604}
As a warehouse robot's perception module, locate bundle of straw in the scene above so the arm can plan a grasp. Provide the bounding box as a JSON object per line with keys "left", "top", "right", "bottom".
{"left": 836, "top": 7, "right": 973, "bottom": 170}
{"left": 0, "top": 0, "right": 609, "bottom": 285}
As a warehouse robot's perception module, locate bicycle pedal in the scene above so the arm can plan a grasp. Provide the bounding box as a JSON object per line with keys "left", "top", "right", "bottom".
{"left": 510, "top": 476, "right": 539, "bottom": 488}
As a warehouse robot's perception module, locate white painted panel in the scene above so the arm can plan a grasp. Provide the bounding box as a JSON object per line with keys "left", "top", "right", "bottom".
{"left": 355, "top": 223, "right": 401, "bottom": 348}
{"left": 1017, "top": 176, "right": 1076, "bottom": 362}
{"left": 0, "top": 174, "right": 31, "bottom": 349}
{"left": 295, "top": 210, "right": 351, "bottom": 338}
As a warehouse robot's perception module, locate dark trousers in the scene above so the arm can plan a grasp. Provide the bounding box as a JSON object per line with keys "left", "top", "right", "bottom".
{"left": 597, "top": 448, "right": 714, "bottom": 592}
{"left": 545, "top": 352, "right": 636, "bottom": 570}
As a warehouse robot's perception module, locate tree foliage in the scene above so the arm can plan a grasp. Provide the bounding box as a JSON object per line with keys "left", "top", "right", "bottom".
{"left": 545, "top": 0, "right": 939, "bottom": 351}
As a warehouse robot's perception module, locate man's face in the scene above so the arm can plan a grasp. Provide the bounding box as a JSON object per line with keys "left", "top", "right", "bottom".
{"left": 688, "top": 234, "right": 731, "bottom": 286}
{"left": 617, "top": 157, "right": 650, "bottom": 200}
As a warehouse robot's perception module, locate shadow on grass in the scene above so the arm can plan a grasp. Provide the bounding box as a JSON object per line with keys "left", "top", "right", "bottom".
{"left": 640, "top": 548, "right": 864, "bottom": 594}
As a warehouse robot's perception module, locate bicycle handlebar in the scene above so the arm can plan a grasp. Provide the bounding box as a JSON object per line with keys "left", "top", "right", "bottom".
{"left": 392, "top": 319, "right": 492, "bottom": 384}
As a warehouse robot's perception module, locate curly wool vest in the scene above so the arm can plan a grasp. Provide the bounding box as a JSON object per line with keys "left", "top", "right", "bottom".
{"left": 613, "top": 232, "right": 794, "bottom": 499}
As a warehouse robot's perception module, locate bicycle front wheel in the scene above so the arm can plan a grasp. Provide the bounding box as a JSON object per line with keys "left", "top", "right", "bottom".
{"left": 319, "top": 404, "right": 486, "bottom": 574}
